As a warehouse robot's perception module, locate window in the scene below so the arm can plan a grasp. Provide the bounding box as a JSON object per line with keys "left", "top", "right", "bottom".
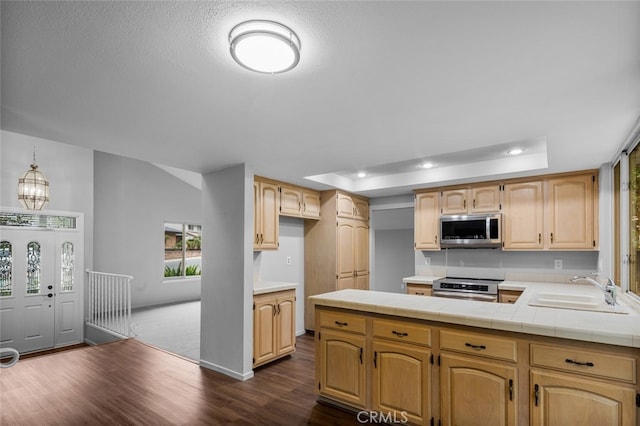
{"left": 26, "top": 241, "right": 41, "bottom": 294}
{"left": 164, "top": 222, "right": 202, "bottom": 279}
{"left": 0, "top": 241, "right": 12, "bottom": 297}
{"left": 61, "top": 242, "right": 74, "bottom": 292}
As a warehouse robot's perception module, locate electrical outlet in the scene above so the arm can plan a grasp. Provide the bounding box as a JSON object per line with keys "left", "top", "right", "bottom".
{"left": 425, "top": 257, "right": 431, "bottom": 265}
{"left": 400, "top": 283, "right": 406, "bottom": 290}
{"left": 554, "top": 259, "right": 563, "bottom": 270}
{"left": 286, "top": 256, "right": 292, "bottom": 265}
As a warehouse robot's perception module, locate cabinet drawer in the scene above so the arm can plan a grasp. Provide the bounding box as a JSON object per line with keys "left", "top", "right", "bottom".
{"left": 372, "top": 319, "right": 431, "bottom": 347}
{"left": 318, "top": 310, "right": 366, "bottom": 335}
{"left": 440, "top": 329, "right": 518, "bottom": 362}
{"left": 406, "top": 283, "right": 432, "bottom": 296}
{"left": 530, "top": 344, "right": 636, "bottom": 384}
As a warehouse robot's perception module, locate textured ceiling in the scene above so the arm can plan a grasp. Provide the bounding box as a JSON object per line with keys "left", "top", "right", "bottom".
{"left": 2, "top": 1, "right": 639, "bottom": 196}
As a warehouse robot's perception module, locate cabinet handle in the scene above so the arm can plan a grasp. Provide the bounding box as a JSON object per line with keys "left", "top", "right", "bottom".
{"left": 273, "top": 305, "right": 277, "bottom": 316}
{"left": 354, "top": 271, "right": 358, "bottom": 277}
{"left": 550, "top": 232, "right": 554, "bottom": 243}
{"left": 276, "top": 304, "right": 280, "bottom": 315}
{"left": 565, "top": 358, "right": 594, "bottom": 367}
{"left": 392, "top": 330, "right": 408, "bottom": 338}
{"left": 465, "top": 342, "right": 486, "bottom": 350}
{"left": 509, "top": 379, "right": 513, "bottom": 401}
{"left": 435, "top": 235, "right": 438, "bottom": 244}
{"left": 534, "top": 384, "right": 539, "bottom": 406}
{"left": 256, "top": 233, "right": 259, "bottom": 244}
{"left": 473, "top": 199, "right": 476, "bottom": 208}
{"left": 538, "top": 233, "right": 541, "bottom": 244}
{"left": 416, "top": 292, "right": 425, "bottom": 295}
{"left": 360, "top": 347, "right": 364, "bottom": 365}
{"left": 334, "top": 321, "right": 348, "bottom": 327}
{"left": 373, "top": 350, "right": 377, "bottom": 368}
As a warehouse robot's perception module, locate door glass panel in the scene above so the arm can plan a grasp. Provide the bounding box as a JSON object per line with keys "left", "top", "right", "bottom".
{"left": 0, "top": 241, "right": 12, "bottom": 297}
{"left": 26, "top": 241, "right": 41, "bottom": 294}
{"left": 61, "top": 242, "right": 74, "bottom": 292}
{"left": 629, "top": 147, "right": 640, "bottom": 296}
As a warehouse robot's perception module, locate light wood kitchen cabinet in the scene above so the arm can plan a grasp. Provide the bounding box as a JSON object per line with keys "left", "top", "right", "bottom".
{"left": 280, "top": 184, "right": 321, "bottom": 219}
{"left": 254, "top": 178, "right": 280, "bottom": 250}
{"left": 441, "top": 185, "right": 501, "bottom": 215}
{"left": 414, "top": 191, "right": 440, "bottom": 250}
{"left": 372, "top": 340, "right": 431, "bottom": 425}
{"left": 530, "top": 370, "right": 635, "bottom": 426}
{"left": 440, "top": 353, "right": 517, "bottom": 426}
{"left": 305, "top": 191, "right": 370, "bottom": 330}
{"left": 317, "top": 328, "right": 367, "bottom": 409}
{"left": 253, "top": 290, "right": 295, "bottom": 368}
{"left": 499, "top": 290, "right": 523, "bottom": 304}
{"left": 546, "top": 173, "right": 597, "bottom": 250}
{"left": 406, "top": 283, "right": 432, "bottom": 296}
{"left": 502, "top": 180, "right": 544, "bottom": 250}
{"left": 336, "top": 191, "right": 369, "bottom": 221}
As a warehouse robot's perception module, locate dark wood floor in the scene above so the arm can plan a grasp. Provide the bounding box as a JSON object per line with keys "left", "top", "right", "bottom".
{"left": 0, "top": 334, "right": 359, "bottom": 425}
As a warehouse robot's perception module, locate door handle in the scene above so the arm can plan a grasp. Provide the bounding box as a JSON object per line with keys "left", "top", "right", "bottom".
{"left": 47, "top": 293, "right": 53, "bottom": 298}
{"left": 48, "top": 285, "right": 53, "bottom": 290}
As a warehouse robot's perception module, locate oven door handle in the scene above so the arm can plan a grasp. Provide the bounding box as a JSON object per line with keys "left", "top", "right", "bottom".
{"left": 433, "top": 291, "right": 497, "bottom": 301}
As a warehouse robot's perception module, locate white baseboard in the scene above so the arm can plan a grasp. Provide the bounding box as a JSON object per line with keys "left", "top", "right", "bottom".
{"left": 199, "top": 359, "right": 254, "bottom": 381}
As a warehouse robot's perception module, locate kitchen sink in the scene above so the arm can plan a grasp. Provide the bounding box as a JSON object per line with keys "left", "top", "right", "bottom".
{"left": 528, "top": 292, "right": 630, "bottom": 314}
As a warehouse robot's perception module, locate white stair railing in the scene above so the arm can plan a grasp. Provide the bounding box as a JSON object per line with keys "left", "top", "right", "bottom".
{"left": 86, "top": 270, "right": 133, "bottom": 338}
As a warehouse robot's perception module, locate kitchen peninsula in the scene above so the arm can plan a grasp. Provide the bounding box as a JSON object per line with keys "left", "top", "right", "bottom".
{"left": 310, "top": 284, "right": 640, "bottom": 426}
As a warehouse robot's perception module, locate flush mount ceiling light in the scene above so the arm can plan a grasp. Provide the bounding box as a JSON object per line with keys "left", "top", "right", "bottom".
{"left": 357, "top": 171, "right": 367, "bottom": 178}
{"left": 507, "top": 148, "right": 525, "bottom": 156}
{"left": 420, "top": 162, "right": 435, "bottom": 169}
{"left": 229, "top": 20, "right": 301, "bottom": 74}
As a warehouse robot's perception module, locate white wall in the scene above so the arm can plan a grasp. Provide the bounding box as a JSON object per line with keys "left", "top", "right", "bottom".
{"left": 254, "top": 216, "right": 305, "bottom": 335}
{"left": 0, "top": 130, "right": 94, "bottom": 270}
{"left": 200, "top": 164, "right": 253, "bottom": 380}
{"left": 93, "top": 151, "right": 201, "bottom": 308}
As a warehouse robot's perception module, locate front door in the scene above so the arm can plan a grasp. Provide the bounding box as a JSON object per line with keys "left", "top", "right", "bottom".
{"left": 0, "top": 229, "right": 56, "bottom": 353}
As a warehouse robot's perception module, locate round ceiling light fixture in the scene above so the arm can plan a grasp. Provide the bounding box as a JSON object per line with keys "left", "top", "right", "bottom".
{"left": 229, "top": 20, "right": 301, "bottom": 74}
{"left": 420, "top": 162, "right": 435, "bottom": 169}
{"left": 507, "top": 148, "right": 525, "bottom": 156}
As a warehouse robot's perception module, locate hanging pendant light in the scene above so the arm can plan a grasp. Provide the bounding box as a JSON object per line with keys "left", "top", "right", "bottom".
{"left": 17, "top": 145, "right": 49, "bottom": 210}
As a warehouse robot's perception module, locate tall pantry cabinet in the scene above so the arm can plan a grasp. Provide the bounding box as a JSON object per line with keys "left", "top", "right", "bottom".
{"left": 304, "top": 190, "right": 370, "bottom": 331}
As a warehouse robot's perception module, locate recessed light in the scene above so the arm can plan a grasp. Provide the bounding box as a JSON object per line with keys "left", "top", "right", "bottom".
{"left": 507, "top": 148, "right": 525, "bottom": 156}
{"left": 420, "top": 162, "right": 435, "bottom": 169}
{"left": 229, "top": 20, "right": 301, "bottom": 74}
{"left": 357, "top": 171, "right": 367, "bottom": 178}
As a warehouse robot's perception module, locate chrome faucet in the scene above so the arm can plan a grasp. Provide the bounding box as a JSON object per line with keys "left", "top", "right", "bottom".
{"left": 570, "top": 273, "right": 617, "bottom": 306}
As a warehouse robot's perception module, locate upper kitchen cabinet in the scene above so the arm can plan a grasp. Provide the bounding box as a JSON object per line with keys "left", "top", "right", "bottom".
{"left": 336, "top": 191, "right": 369, "bottom": 221}
{"left": 546, "top": 174, "right": 597, "bottom": 250}
{"left": 280, "top": 184, "right": 321, "bottom": 220}
{"left": 414, "top": 191, "right": 440, "bottom": 250}
{"left": 254, "top": 178, "right": 280, "bottom": 250}
{"left": 502, "top": 181, "right": 545, "bottom": 250}
{"left": 304, "top": 190, "right": 370, "bottom": 330}
{"left": 503, "top": 171, "right": 598, "bottom": 251}
{"left": 441, "top": 185, "right": 501, "bottom": 215}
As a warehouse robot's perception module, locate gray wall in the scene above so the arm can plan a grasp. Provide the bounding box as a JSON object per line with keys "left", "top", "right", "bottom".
{"left": 93, "top": 151, "right": 201, "bottom": 308}
{"left": 254, "top": 216, "right": 305, "bottom": 335}
{"left": 200, "top": 164, "right": 253, "bottom": 380}
{"left": 374, "top": 229, "right": 415, "bottom": 293}
{"left": 0, "top": 130, "right": 94, "bottom": 271}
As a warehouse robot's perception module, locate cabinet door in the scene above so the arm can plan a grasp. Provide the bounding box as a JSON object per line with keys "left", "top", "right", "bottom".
{"left": 301, "top": 190, "right": 321, "bottom": 219}
{"left": 337, "top": 221, "right": 355, "bottom": 290}
{"left": 280, "top": 185, "right": 303, "bottom": 217}
{"left": 276, "top": 294, "right": 296, "bottom": 356}
{"left": 372, "top": 340, "right": 431, "bottom": 425}
{"left": 318, "top": 329, "right": 367, "bottom": 409}
{"left": 546, "top": 174, "right": 596, "bottom": 250}
{"left": 531, "top": 370, "right": 635, "bottom": 426}
{"left": 253, "top": 297, "right": 276, "bottom": 366}
{"left": 471, "top": 185, "right": 501, "bottom": 213}
{"left": 440, "top": 353, "right": 517, "bottom": 426}
{"left": 254, "top": 181, "right": 279, "bottom": 250}
{"left": 441, "top": 189, "right": 468, "bottom": 214}
{"left": 354, "top": 222, "right": 369, "bottom": 277}
{"left": 415, "top": 192, "right": 440, "bottom": 250}
{"left": 352, "top": 197, "right": 369, "bottom": 221}
{"left": 336, "top": 193, "right": 355, "bottom": 218}
{"left": 502, "top": 181, "right": 544, "bottom": 250}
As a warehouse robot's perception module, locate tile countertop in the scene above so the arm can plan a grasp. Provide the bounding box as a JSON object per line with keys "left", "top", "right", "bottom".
{"left": 402, "top": 275, "right": 442, "bottom": 284}
{"left": 309, "top": 281, "right": 640, "bottom": 348}
{"left": 253, "top": 281, "right": 297, "bottom": 295}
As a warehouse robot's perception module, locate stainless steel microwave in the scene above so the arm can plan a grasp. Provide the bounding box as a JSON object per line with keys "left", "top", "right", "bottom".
{"left": 440, "top": 213, "right": 501, "bottom": 248}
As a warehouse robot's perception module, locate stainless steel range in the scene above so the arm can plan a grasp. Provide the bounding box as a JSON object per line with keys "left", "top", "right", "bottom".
{"left": 432, "top": 277, "right": 502, "bottom": 302}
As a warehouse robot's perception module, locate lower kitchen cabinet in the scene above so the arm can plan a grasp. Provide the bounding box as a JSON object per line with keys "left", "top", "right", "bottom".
{"left": 406, "top": 283, "right": 432, "bottom": 296}
{"left": 440, "top": 353, "right": 517, "bottom": 426}
{"left": 253, "top": 290, "right": 296, "bottom": 368}
{"left": 372, "top": 340, "right": 431, "bottom": 425}
{"left": 318, "top": 328, "right": 367, "bottom": 408}
{"left": 530, "top": 370, "right": 635, "bottom": 426}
